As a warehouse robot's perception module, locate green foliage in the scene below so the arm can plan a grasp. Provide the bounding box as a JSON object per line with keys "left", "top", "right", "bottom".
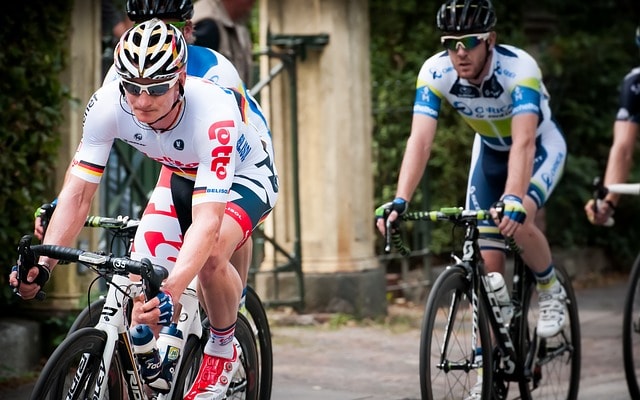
{"left": 0, "top": 1, "right": 73, "bottom": 309}
{"left": 370, "top": 1, "right": 640, "bottom": 266}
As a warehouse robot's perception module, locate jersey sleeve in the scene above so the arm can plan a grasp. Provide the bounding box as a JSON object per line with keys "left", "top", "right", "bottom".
{"left": 616, "top": 68, "right": 640, "bottom": 123}
{"left": 192, "top": 99, "right": 241, "bottom": 206}
{"left": 413, "top": 54, "right": 445, "bottom": 119}
{"left": 510, "top": 52, "right": 542, "bottom": 117}
{"left": 70, "top": 89, "right": 117, "bottom": 183}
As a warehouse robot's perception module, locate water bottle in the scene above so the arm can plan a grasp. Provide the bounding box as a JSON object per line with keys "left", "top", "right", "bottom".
{"left": 149, "top": 323, "right": 184, "bottom": 393}
{"left": 130, "top": 324, "right": 162, "bottom": 384}
{"left": 488, "top": 272, "right": 513, "bottom": 326}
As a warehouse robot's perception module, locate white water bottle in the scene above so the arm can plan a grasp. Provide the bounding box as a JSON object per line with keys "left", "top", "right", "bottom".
{"left": 149, "top": 323, "right": 184, "bottom": 393}
{"left": 488, "top": 272, "right": 513, "bottom": 326}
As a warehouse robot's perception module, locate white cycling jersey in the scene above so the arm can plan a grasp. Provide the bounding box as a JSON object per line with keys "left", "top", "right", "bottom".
{"left": 73, "top": 77, "right": 277, "bottom": 209}
{"left": 105, "top": 44, "right": 273, "bottom": 157}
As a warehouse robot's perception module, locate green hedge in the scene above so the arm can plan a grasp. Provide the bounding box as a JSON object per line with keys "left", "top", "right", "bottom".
{"left": 0, "top": 1, "right": 73, "bottom": 309}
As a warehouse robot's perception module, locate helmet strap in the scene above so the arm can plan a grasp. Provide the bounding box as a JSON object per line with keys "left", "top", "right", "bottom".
{"left": 150, "top": 93, "right": 184, "bottom": 132}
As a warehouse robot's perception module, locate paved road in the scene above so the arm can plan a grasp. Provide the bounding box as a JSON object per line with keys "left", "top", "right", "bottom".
{"left": 0, "top": 277, "right": 633, "bottom": 399}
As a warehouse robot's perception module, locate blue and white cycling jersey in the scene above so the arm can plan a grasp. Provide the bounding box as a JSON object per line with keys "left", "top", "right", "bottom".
{"left": 414, "top": 44, "right": 558, "bottom": 152}
{"left": 412, "top": 44, "right": 567, "bottom": 247}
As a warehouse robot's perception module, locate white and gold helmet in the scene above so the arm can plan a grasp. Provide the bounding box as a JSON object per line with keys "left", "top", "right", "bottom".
{"left": 114, "top": 18, "right": 187, "bottom": 80}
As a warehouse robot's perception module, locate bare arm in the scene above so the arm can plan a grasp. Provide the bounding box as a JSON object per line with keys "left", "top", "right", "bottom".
{"left": 603, "top": 120, "right": 639, "bottom": 204}
{"left": 160, "top": 201, "right": 226, "bottom": 303}
{"left": 504, "top": 113, "right": 538, "bottom": 200}
{"left": 40, "top": 174, "right": 98, "bottom": 269}
{"left": 584, "top": 120, "right": 639, "bottom": 224}
{"left": 10, "top": 174, "right": 97, "bottom": 300}
{"left": 395, "top": 114, "right": 439, "bottom": 201}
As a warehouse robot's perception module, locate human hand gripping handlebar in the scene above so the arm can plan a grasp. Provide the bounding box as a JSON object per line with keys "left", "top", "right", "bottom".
{"left": 590, "top": 177, "right": 640, "bottom": 227}
{"left": 383, "top": 205, "right": 521, "bottom": 256}
{"left": 14, "top": 234, "right": 167, "bottom": 301}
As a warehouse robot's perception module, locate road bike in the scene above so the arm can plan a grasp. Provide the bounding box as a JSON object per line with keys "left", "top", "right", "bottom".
{"left": 61, "top": 214, "right": 273, "bottom": 400}
{"left": 384, "top": 206, "right": 581, "bottom": 399}
{"left": 592, "top": 178, "right": 640, "bottom": 399}
{"left": 15, "top": 234, "right": 259, "bottom": 399}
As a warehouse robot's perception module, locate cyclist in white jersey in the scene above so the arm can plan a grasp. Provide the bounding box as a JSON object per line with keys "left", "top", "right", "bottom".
{"left": 118, "top": 0, "right": 273, "bottom": 321}
{"left": 34, "top": 0, "right": 271, "bottom": 333}
{"left": 13, "top": 19, "right": 278, "bottom": 399}
{"left": 376, "top": 0, "right": 567, "bottom": 355}
{"left": 585, "top": 25, "right": 640, "bottom": 224}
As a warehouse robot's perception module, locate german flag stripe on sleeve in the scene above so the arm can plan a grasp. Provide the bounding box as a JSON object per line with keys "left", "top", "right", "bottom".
{"left": 77, "top": 160, "right": 105, "bottom": 177}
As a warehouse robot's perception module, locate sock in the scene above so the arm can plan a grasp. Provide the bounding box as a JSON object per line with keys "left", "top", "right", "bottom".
{"left": 204, "top": 323, "right": 236, "bottom": 359}
{"left": 534, "top": 264, "right": 558, "bottom": 291}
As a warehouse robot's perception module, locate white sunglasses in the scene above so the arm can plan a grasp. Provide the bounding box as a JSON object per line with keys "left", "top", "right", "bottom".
{"left": 440, "top": 32, "right": 491, "bottom": 50}
{"left": 121, "top": 75, "right": 180, "bottom": 96}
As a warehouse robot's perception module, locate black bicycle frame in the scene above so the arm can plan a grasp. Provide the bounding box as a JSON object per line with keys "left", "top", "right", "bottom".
{"left": 460, "top": 221, "right": 522, "bottom": 379}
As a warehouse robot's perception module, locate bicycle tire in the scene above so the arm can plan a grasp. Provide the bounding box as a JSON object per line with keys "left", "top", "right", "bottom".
{"left": 244, "top": 285, "right": 273, "bottom": 400}
{"left": 31, "top": 327, "right": 127, "bottom": 400}
{"left": 419, "top": 265, "right": 493, "bottom": 400}
{"left": 170, "top": 335, "right": 204, "bottom": 399}
{"left": 518, "top": 264, "right": 581, "bottom": 400}
{"left": 623, "top": 252, "right": 640, "bottom": 399}
{"left": 67, "top": 297, "right": 106, "bottom": 334}
{"left": 226, "top": 313, "right": 260, "bottom": 399}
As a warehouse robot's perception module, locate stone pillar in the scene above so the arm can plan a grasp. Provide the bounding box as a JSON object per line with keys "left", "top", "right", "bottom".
{"left": 258, "top": 0, "right": 385, "bottom": 316}
{"left": 33, "top": 0, "right": 102, "bottom": 312}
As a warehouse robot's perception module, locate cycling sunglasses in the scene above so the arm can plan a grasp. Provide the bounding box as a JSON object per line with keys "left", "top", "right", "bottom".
{"left": 121, "top": 75, "right": 180, "bottom": 96}
{"left": 440, "top": 32, "right": 490, "bottom": 51}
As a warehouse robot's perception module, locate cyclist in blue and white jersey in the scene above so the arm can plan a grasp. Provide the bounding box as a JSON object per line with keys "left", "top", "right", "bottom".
{"left": 376, "top": 0, "right": 567, "bottom": 348}
{"left": 585, "top": 25, "right": 640, "bottom": 224}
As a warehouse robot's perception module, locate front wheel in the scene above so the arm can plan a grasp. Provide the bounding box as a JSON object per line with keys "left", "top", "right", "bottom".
{"left": 226, "top": 313, "right": 260, "bottom": 399}
{"left": 519, "top": 264, "right": 581, "bottom": 400}
{"left": 31, "top": 327, "right": 127, "bottom": 400}
{"left": 244, "top": 285, "right": 273, "bottom": 400}
{"left": 623, "top": 253, "right": 640, "bottom": 399}
{"left": 420, "top": 265, "right": 493, "bottom": 400}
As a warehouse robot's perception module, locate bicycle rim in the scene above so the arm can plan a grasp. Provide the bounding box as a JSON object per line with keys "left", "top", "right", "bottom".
{"left": 420, "top": 266, "right": 493, "bottom": 400}
{"left": 623, "top": 253, "right": 640, "bottom": 399}
{"left": 245, "top": 285, "right": 273, "bottom": 400}
{"left": 31, "top": 327, "right": 126, "bottom": 400}
{"left": 226, "top": 313, "right": 260, "bottom": 400}
{"left": 519, "top": 265, "right": 581, "bottom": 400}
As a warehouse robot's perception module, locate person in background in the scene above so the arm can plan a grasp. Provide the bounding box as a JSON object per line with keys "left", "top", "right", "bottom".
{"left": 101, "top": 0, "right": 133, "bottom": 77}
{"left": 192, "top": 0, "right": 256, "bottom": 86}
{"left": 584, "top": 25, "right": 640, "bottom": 224}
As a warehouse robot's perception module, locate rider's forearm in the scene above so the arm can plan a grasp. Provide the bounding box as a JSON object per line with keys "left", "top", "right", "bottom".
{"left": 505, "top": 115, "right": 537, "bottom": 199}
{"left": 603, "top": 120, "right": 639, "bottom": 204}
{"left": 162, "top": 202, "right": 226, "bottom": 302}
{"left": 40, "top": 178, "right": 96, "bottom": 270}
{"left": 395, "top": 116, "right": 437, "bottom": 201}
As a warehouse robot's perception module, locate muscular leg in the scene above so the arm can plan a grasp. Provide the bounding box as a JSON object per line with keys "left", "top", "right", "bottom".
{"left": 482, "top": 196, "right": 552, "bottom": 275}
{"left": 512, "top": 196, "right": 553, "bottom": 274}
{"left": 231, "top": 237, "right": 252, "bottom": 287}
{"left": 197, "top": 215, "right": 245, "bottom": 330}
